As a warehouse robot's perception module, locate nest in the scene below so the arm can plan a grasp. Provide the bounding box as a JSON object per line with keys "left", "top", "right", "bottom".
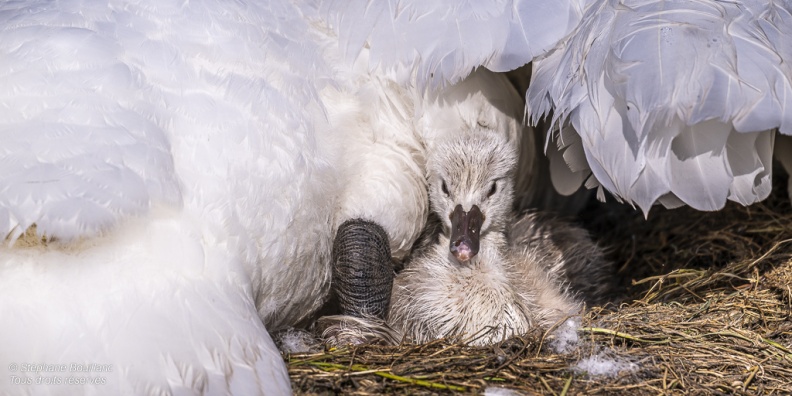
{"left": 284, "top": 174, "right": 792, "bottom": 395}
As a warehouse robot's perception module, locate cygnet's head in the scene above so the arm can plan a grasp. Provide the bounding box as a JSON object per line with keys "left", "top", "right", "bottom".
{"left": 427, "top": 132, "right": 518, "bottom": 263}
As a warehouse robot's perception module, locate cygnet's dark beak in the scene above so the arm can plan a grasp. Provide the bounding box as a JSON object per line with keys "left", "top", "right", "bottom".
{"left": 449, "top": 204, "right": 483, "bottom": 263}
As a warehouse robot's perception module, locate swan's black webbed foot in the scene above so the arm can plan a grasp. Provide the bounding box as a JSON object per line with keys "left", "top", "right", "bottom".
{"left": 332, "top": 219, "right": 394, "bottom": 320}
{"left": 321, "top": 219, "right": 396, "bottom": 346}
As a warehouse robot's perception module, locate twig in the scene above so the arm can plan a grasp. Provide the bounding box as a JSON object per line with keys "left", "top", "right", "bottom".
{"left": 559, "top": 374, "right": 573, "bottom": 396}
{"left": 539, "top": 375, "right": 557, "bottom": 396}
{"left": 743, "top": 365, "right": 759, "bottom": 391}
{"left": 578, "top": 327, "right": 670, "bottom": 344}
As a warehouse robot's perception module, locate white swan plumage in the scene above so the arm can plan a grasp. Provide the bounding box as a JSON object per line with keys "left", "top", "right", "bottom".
{"left": 528, "top": 0, "right": 792, "bottom": 212}
{"left": 319, "top": 0, "right": 584, "bottom": 88}
{"left": 322, "top": 0, "right": 792, "bottom": 213}
{"left": 2, "top": 0, "right": 329, "bottom": 393}
{"left": 0, "top": 1, "right": 530, "bottom": 394}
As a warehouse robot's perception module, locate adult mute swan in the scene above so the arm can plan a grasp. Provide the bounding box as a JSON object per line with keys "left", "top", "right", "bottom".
{"left": 321, "top": 0, "right": 792, "bottom": 213}
{"left": 0, "top": 1, "right": 532, "bottom": 393}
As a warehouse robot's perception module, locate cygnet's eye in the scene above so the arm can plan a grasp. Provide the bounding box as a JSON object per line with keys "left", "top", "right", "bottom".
{"left": 441, "top": 180, "right": 450, "bottom": 196}
{"left": 487, "top": 181, "right": 497, "bottom": 197}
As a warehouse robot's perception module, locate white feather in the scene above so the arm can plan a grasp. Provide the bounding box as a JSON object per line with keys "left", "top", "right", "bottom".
{"left": 1, "top": 210, "right": 291, "bottom": 395}
{"left": 319, "top": 0, "right": 585, "bottom": 88}
{"left": 1, "top": 0, "right": 333, "bottom": 393}
{"left": 528, "top": 0, "right": 792, "bottom": 213}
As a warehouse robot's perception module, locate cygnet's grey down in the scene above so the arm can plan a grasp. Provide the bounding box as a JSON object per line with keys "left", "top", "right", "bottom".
{"left": 320, "top": 132, "right": 613, "bottom": 346}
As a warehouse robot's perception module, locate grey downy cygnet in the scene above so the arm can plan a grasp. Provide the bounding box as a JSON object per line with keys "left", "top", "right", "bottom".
{"left": 321, "top": 132, "right": 613, "bottom": 346}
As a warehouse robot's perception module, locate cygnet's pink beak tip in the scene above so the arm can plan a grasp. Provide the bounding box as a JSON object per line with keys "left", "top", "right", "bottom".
{"left": 451, "top": 240, "right": 474, "bottom": 262}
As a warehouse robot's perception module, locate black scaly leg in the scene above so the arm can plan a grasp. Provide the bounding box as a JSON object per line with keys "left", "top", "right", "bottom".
{"left": 332, "top": 219, "right": 393, "bottom": 319}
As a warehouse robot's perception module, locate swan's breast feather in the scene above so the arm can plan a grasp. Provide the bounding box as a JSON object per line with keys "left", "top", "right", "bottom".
{"left": 0, "top": 5, "right": 182, "bottom": 242}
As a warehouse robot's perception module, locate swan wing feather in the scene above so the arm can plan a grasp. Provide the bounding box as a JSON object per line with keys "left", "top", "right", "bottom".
{"left": 528, "top": 0, "right": 791, "bottom": 212}
{"left": 319, "top": 0, "right": 584, "bottom": 87}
